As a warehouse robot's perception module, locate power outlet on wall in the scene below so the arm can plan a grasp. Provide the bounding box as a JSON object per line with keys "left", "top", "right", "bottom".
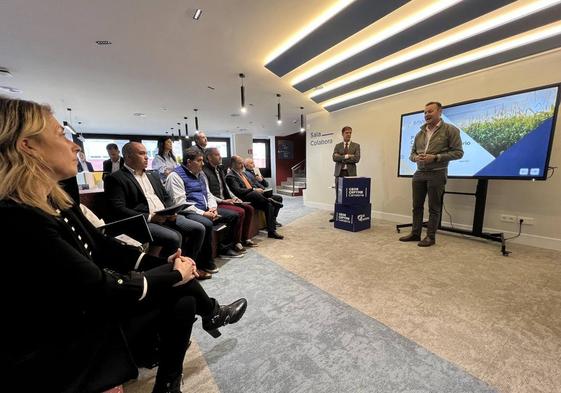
{"left": 518, "top": 216, "right": 535, "bottom": 225}
{"left": 500, "top": 214, "right": 516, "bottom": 223}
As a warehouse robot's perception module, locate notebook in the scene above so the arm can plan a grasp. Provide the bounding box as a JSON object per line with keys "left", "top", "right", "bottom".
{"left": 99, "top": 214, "right": 153, "bottom": 244}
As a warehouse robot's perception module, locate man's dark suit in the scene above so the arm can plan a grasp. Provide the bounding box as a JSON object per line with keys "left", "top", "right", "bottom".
{"left": 104, "top": 169, "right": 204, "bottom": 259}
{"left": 332, "top": 141, "right": 360, "bottom": 176}
{"left": 226, "top": 170, "right": 276, "bottom": 234}
{"left": 102, "top": 157, "right": 125, "bottom": 179}
{"left": 104, "top": 169, "right": 172, "bottom": 221}
{"left": 244, "top": 169, "right": 283, "bottom": 215}
{"left": 0, "top": 199, "right": 212, "bottom": 393}
{"left": 77, "top": 161, "right": 94, "bottom": 172}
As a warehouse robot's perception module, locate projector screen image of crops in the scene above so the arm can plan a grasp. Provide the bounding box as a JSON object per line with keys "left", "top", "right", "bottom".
{"left": 398, "top": 84, "right": 560, "bottom": 180}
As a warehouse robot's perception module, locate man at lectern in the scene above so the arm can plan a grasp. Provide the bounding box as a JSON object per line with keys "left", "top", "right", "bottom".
{"left": 399, "top": 101, "right": 464, "bottom": 247}
{"left": 330, "top": 126, "right": 360, "bottom": 222}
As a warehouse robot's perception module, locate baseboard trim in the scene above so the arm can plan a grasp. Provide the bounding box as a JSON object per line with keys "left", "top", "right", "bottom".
{"left": 303, "top": 202, "right": 561, "bottom": 251}
{"left": 372, "top": 210, "right": 561, "bottom": 251}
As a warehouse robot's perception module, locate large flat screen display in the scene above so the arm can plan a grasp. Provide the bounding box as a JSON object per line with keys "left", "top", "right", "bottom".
{"left": 398, "top": 84, "right": 560, "bottom": 180}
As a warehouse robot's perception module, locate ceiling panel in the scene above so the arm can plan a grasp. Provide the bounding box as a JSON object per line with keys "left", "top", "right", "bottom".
{"left": 264, "top": 0, "right": 409, "bottom": 77}
{"left": 324, "top": 34, "right": 561, "bottom": 112}
{"left": 312, "top": 3, "right": 561, "bottom": 103}
{"left": 293, "top": 0, "right": 514, "bottom": 92}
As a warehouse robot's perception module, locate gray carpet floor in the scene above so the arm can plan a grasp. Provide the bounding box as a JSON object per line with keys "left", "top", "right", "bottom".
{"left": 193, "top": 198, "right": 495, "bottom": 393}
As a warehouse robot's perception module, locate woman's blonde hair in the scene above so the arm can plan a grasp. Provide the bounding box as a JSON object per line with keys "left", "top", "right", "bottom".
{"left": 0, "top": 96, "right": 73, "bottom": 215}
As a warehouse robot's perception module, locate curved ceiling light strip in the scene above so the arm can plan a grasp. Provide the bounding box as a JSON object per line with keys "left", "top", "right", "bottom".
{"left": 321, "top": 22, "right": 561, "bottom": 110}
{"left": 290, "top": 0, "right": 463, "bottom": 86}
{"left": 265, "top": 0, "right": 409, "bottom": 76}
{"left": 310, "top": 0, "right": 561, "bottom": 100}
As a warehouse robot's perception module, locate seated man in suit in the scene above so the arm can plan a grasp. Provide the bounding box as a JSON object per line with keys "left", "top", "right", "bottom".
{"left": 103, "top": 143, "right": 125, "bottom": 179}
{"left": 226, "top": 155, "right": 283, "bottom": 240}
{"left": 104, "top": 141, "right": 212, "bottom": 279}
{"left": 166, "top": 147, "right": 244, "bottom": 273}
{"left": 203, "top": 147, "right": 256, "bottom": 249}
{"left": 244, "top": 157, "right": 283, "bottom": 227}
{"left": 77, "top": 150, "right": 94, "bottom": 172}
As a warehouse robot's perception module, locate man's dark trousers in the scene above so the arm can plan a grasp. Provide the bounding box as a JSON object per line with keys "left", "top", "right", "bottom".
{"left": 411, "top": 170, "right": 447, "bottom": 239}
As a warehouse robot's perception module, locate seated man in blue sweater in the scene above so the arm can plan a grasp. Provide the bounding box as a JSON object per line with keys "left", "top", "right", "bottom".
{"left": 166, "top": 147, "right": 244, "bottom": 275}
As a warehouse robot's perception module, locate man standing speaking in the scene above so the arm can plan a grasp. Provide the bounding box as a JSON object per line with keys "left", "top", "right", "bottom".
{"left": 399, "top": 101, "right": 464, "bottom": 247}
{"left": 330, "top": 126, "right": 360, "bottom": 222}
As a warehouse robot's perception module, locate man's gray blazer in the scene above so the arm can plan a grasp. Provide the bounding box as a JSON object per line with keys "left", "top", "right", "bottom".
{"left": 332, "top": 141, "right": 360, "bottom": 176}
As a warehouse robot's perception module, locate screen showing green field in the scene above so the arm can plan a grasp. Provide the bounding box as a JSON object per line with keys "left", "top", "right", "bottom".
{"left": 398, "top": 85, "right": 559, "bottom": 179}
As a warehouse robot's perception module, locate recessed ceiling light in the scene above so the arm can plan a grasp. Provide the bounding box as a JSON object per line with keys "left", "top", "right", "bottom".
{"left": 0, "top": 86, "right": 22, "bottom": 93}
{"left": 207, "top": 85, "right": 215, "bottom": 90}
{"left": 133, "top": 112, "right": 146, "bottom": 117}
{"left": 95, "top": 40, "right": 112, "bottom": 45}
{"left": 160, "top": 107, "right": 168, "bottom": 111}
{"left": 0, "top": 67, "right": 13, "bottom": 77}
{"left": 193, "top": 9, "right": 202, "bottom": 20}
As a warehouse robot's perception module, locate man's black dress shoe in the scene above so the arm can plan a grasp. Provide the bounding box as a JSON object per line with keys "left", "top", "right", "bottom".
{"left": 275, "top": 221, "right": 282, "bottom": 227}
{"left": 398, "top": 233, "right": 421, "bottom": 242}
{"left": 417, "top": 236, "right": 435, "bottom": 247}
{"left": 203, "top": 298, "right": 248, "bottom": 338}
{"left": 268, "top": 231, "right": 284, "bottom": 239}
{"left": 268, "top": 198, "right": 284, "bottom": 208}
{"left": 329, "top": 218, "right": 335, "bottom": 222}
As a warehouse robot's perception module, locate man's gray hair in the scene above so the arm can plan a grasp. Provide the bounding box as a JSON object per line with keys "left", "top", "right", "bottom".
{"left": 205, "top": 146, "right": 219, "bottom": 158}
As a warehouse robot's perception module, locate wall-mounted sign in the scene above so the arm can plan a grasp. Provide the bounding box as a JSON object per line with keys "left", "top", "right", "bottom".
{"left": 277, "top": 140, "right": 294, "bottom": 160}
{"left": 309, "top": 131, "right": 334, "bottom": 146}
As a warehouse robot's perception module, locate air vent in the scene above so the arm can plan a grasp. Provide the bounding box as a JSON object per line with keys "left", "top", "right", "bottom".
{"left": 207, "top": 86, "right": 215, "bottom": 90}
{"left": 230, "top": 113, "right": 240, "bottom": 117}
{"left": 95, "top": 40, "right": 112, "bottom": 45}
{"left": 133, "top": 112, "right": 146, "bottom": 117}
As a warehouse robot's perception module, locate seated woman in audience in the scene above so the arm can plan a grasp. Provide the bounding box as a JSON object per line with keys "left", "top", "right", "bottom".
{"left": 0, "top": 96, "right": 247, "bottom": 393}
{"left": 152, "top": 136, "right": 178, "bottom": 181}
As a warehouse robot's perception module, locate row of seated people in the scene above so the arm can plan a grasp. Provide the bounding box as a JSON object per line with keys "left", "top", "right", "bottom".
{"left": 0, "top": 96, "right": 248, "bottom": 393}
{"left": 103, "top": 141, "right": 284, "bottom": 280}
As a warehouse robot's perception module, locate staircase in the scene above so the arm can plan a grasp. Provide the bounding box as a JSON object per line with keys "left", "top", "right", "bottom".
{"left": 277, "top": 171, "right": 306, "bottom": 196}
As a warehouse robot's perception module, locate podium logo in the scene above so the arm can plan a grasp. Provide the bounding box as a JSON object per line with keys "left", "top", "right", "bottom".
{"left": 336, "top": 212, "right": 351, "bottom": 223}
{"left": 357, "top": 214, "right": 370, "bottom": 222}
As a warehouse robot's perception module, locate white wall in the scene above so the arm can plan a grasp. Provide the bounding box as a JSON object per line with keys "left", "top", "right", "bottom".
{"left": 232, "top": 133, "right": 253, "bottom": 157}
{"left": 304, "top": 50, "right": 561, "bottom": 250}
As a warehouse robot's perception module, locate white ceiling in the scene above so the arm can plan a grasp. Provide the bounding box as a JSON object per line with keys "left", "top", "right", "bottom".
{"left": 0, "top": 0, "right": 328, "bottom": 137}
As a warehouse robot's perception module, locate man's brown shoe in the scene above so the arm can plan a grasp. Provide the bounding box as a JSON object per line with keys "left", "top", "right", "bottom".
{"left": 196, "top": 269, "right": 212, "bottom": 280}
{"left": 417, "top": 237, "right": 435, "bottom": 247}
{"left": 399, "top": 233, "right": 421, "bottom": 242}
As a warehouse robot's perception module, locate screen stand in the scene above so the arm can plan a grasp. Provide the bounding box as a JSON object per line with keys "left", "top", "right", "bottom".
{"left": 396, "top": 179, "right": 511, "bottom": 256}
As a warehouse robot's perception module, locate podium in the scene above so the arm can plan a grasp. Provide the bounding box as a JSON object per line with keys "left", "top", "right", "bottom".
{"left": 334, "top": 177, "right": 371, "bottom": 232}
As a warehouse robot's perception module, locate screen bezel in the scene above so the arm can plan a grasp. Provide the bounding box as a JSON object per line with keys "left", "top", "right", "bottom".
{"left": 397, "top": 83, "right": 561, "bottom": 180}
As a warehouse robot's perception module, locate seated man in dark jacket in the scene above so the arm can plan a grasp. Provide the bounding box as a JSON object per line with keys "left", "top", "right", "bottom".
{"left": 226, "top": 155, "right": 283, "bottom": 239}
{"left": 203, "top": 148, "right": 256, "bottom": 248}
{"left": 104, "top": 142, "right": 210, "bottom": 279}
{"left": 244, "top": 157, "right": 283, "bottom": 226}
{"left": 102, "top": 143, "right": 125, "bottom": 179}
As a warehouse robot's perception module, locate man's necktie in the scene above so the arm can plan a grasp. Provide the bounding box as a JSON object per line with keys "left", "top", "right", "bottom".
{"left": 240, "top": 173, "right": 252, "bottom": 189}
{"left": 344, "top": 143, "right": 349, "bottom": 154}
